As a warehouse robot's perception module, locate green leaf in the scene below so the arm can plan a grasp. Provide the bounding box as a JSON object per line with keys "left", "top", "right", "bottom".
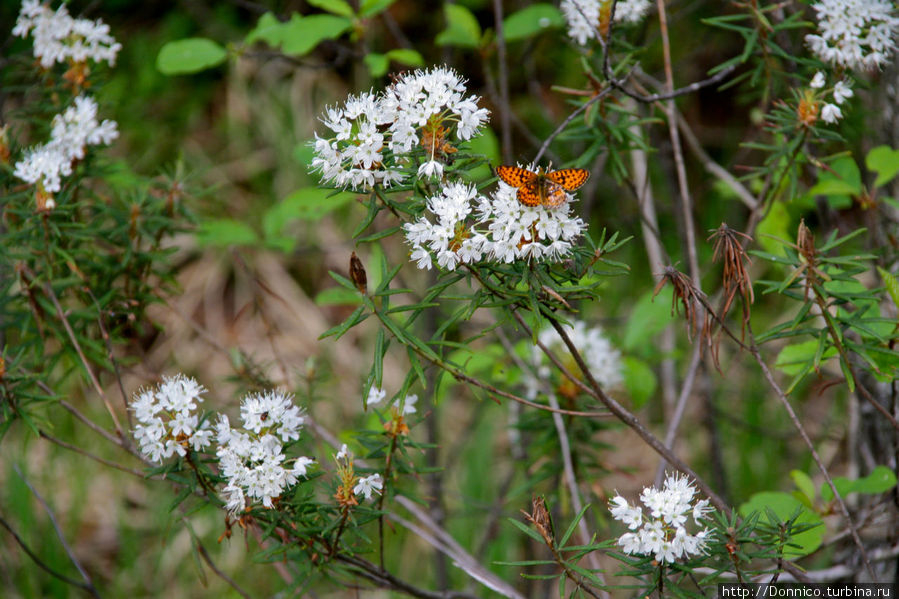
{"left": 156, "top": 38, "right": 227, "bottom": 75}
{"left": 385, "top": 48, "right": 425, "bottom": 67}
{"left": 622, "top": 287, "right": 677, "bottom": 354}
{"left": 774, "top": 340, "right": 837, "bottom": 377}
{"left": 314, "top": 287, "right": 362, "bottom": 306}
{"left": 245, "top": 12, "right": 285, "bottom": 46}
{"left": 435, "top": 4, "right": 482, "bottom": 48}
{"left": 364, "top": 52, "right": 390, "bottom": 76}
{"left": 757, "top": 201, "right": 791, "bottom": 257}
{"left": 621, "top": 357, "right": 656, "bottom": 409}
{"left": 805, "top": 156, "right": 862, "bottom": 210}
{"left": 877, "top": 267, "right": 899, "bottom": 312}
{"left": 738, "top": 492, "right": 824, "bottom": 558}
{"left": 281, "top": 15, "right": 352, "bottom": 56}
{"left": 851, "top": 465, "right": 897, "bottom": 494}
{"left": 359, "top": 0, "right": 397, "bottom": 18}
{"left": 503, "top": 4, "right": 563, "bottom": 41}
{"left": 466, "top": 126, "right": 501, "bottom": 182}
{"left": 307, "top": 0, "right": 355, "bottom": 18}
{"left": 277, "top": 188, "right": 356, "bottom": 221}
{"left": 866, "top": 146, "right": 899, "bottom": 188}
{"left": 790, "top": 470, "right": 816, "bottom": 505}
{"left": 195, "top": 219, "right": 258, "bottom": 248}
{"left": 822, "top": 466, "right": 898, "bottom": 501}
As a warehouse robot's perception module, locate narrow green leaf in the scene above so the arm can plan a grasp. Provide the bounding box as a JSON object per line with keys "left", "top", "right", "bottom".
{"left": 559, "top": 504, "right": 591, "bottom": 548}
{"left": 877, "top": 267, "right": 899, "bottom": 313}
{"left": 277, "top": 188, "right": 356, "bottom": 221}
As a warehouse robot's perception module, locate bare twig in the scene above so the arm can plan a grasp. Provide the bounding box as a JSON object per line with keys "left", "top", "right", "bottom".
{"left": 0, "top": 512, "right": 101, "bottom": 598}
{"left": 14, "top": 464, "right": 98, "bottom": 594}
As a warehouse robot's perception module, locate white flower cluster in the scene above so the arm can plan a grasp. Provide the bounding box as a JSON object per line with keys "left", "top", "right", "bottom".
{"left": 403, "top": 180, "right": 586, "bottom": 271}
{"left": 132, "top": 375, "right": 214, "bottom": 464}
{"left": 13, "top": 0, "right": 121, "bottom": 68}
{"left": 365, "top": 386, "right": 419, "bottom": 414}
{"left": 13, "top": 95, "right": 119, "bottom": 194}
{"left": 561, "top": 0, "right": 653, "bottom": 46}
{"left": 216, "top": 391, "right": 314, "bottom": 514}
{"left": 805, "top": 0, "right": 899, "bottom": 70}
{"left": 809, "top": 71, "right": 854, "bottom": 124}
{"left": 609, "top": 473, "right": 713, "bottom": 564}
{"left": 525, "top": 320, "right": 622, "bottom": 399}
{"left": 312, "top": 66, "right": 489, "bottom": 190}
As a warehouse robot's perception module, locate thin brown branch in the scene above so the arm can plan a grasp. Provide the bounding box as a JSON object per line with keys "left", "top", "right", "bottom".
{"left": 746, "top": 321, "right": 876, "bottom": 580}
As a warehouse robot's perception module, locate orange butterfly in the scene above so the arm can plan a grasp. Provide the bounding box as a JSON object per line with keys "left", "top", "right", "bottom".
{"left": 494, "top": 165, "right": 590, "bottom": 208}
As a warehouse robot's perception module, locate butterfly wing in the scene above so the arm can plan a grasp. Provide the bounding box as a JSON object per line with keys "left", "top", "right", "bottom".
{"left": 545, "top": 168, "right": 590, "bottom": 192}
{"left": 495, "top": 165, "right": 541, "bottom": 207}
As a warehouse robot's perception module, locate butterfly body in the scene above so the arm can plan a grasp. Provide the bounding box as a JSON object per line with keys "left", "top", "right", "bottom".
{"left": 495, "top": 165, "right": 590, "bottom": 208}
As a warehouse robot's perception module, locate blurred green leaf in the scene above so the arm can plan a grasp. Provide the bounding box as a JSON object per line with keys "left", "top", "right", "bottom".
{"left": 757, "top": 201, "right": 791, "bottom": 256}
{"left": 774, "top": 340, "right": 836, "bottom": 377}
{"left": 466, "top": 127, "right": 501, "bottom": 182}
{"left": 364, "top": 52, "right": 390, "bottom": 76}
{"left": 821, "top": 466, "right": 897, "bottom": 501}
{"left": 738, "top": 491, "right": 824, "bottom": 558}
{"left": 385, "top": 48, "right": 425, "bottom": 67}
{"left": 622, "top": 286, "right": 676, "bottom": 354}
{"left": 503, "top": 4, "right": 563, "bottom": 41}
{"left": 621, "top": 356, "right": 656, "bottom": 409}
{"left": 790, "top": 470, "right": 816, "bottom": 505}
{"left": 315, "top": 287, "right": 363, "bottom": 306}
{"left": 281, "top": 15, "right": 352, "bottom": 56}
{"left": 359, "top": 0, "right": 397, "bottom": 18}
{"left": 877, "top": 267, "right": 899, "bottom": 313}
{"left": 866, "top": 145, "right": 899, "bottom": 188}
{"left": 805, "top": 156, "right": 861, "bottom": 210}
{"left": 436, "top": 4, "right": 482, "bottom": 48}
{"left": 156, "top": 38, "right": 227, "bottom": 75}
{"left": 196, "top": 219, "right": 258, "bottom": 247}
{"left": 308, "top": 0, "right": 355, "bottom": 18}
{"left": 245, "top": 12, "right": 285, "bottom": 45}
{"left": 276, "top": 188, "right": 356, "bottom": 222}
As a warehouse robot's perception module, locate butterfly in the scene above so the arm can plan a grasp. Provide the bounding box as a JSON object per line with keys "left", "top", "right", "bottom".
{"left": 494, "top": 165, "right": 590, "bottom": 208}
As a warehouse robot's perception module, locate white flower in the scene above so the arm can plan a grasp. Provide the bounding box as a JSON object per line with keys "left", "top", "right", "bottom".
{"left": 417, "top": 160, "right": 444, "bottom": 179}
{"left": 336, "top": 443, "right": 350, "bottom": 462}
{"left": 130, "top": 375, "right": 212, "bottom": 463}
{"left": 810, "top": 71, "right": 826, "bottom": 88}
{"left": 353, "top": 473, "right": 383, "bottom": 500}
{"left": 400, "top": 394, "right": 418, "bottom": 415}
{"left": 609, "top": 473, "right": 713, "bottom": 564}
{"left": 13, "top": 0, "right": 121, "bottom": 68}
{"left": 13, "top": 95, "right": 118, "bottom": 193}
{"left": 312, "top": 66, "right": 489, "bottom": 190}
{"left": 527, "top": 321, "right": 623, "bottom": 399}
{"left": 832, "top": 80, "right": 853, "bottom": 104}
{"left": 404, "top": 175, "right": 586, "bottom": 271}
{"left": 366, "top": 386, "right": 386, "bottom": 407}
{"left": 214, "top": 390, "right": 312, "bottom": 514}
{"left": 821, "top": 102, "right": 842, "bottom": 123}
{"left": 239, "top": 390, "right": 305, "bottom": 442}
{"left": 561, "top": 0, "right": 652, "bottom": 46}
{"left": 805, "top": 0, "right": 899, "bottom": 70}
